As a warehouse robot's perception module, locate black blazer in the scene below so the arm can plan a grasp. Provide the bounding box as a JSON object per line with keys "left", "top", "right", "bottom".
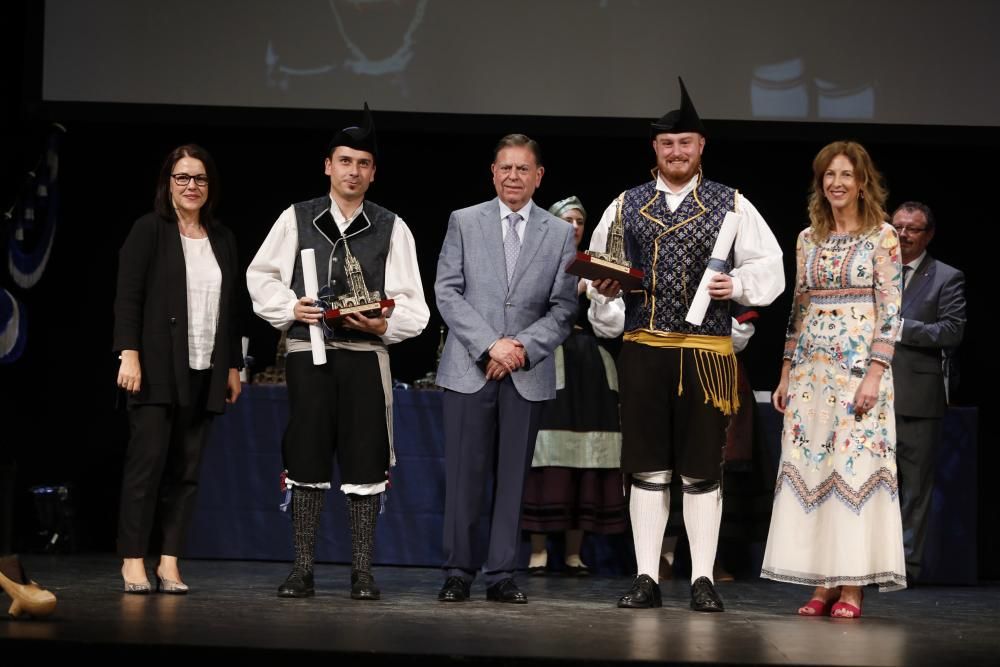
{"left": 891, "top": 254, "right": 966, "bottom": 418}
{"left": 113, "top": 212, "right": 242, "bottom": 413}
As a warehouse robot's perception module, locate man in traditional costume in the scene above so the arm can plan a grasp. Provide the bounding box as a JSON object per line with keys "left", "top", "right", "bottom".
{"left": 591, "top": 79, "right": 783, "bottom": 612}
{"left": 247, "top": 104, "right": 429, "bottom": 600}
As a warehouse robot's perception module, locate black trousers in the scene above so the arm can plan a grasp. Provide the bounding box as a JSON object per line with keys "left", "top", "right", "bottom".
{"left": 442, "top": 378, "right": 543, "bottom": 585}
{"left": 617, "top": 342, "right": 729, "bottom": 480}
{"left": 283, "top": 349, "right": 390, "bottom": 486}
{"left": 896, "top": 415, "right": 943, "bottom": 581}
{"left": 117, "top": 369, "right": 213, "bottom": 558}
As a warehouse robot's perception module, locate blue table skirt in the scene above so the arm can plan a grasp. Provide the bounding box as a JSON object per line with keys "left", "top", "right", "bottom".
{"left": 186, "top": 385, "right": 977, "bottom": 584}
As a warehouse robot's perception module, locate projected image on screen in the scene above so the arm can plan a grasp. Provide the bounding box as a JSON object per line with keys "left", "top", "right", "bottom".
{"left": 751, "top": 59, "right": 875, "bottom": 121}
{"left": 265, "top": 1, "right": 429, "bottom": 93}
{"left": 43, "top": 0, "right": 1000, "bottom": 127}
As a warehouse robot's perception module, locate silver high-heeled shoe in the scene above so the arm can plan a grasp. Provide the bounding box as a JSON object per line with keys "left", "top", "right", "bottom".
{"left": 121, "top": 565, "right": 151, "bottom": 595}
{"left": 156, "top": 573, "right": 189, "bottom": 595}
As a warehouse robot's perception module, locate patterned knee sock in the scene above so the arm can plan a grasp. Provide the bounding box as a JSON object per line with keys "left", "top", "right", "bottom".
{"left": 682, "top": 476, "right": 722, "bottom": 584}
{"left": 347, "top": 493, "right": 380, "bottom": 578}
{"left": 292, "top": 486, "right": 325, "bottom": 574}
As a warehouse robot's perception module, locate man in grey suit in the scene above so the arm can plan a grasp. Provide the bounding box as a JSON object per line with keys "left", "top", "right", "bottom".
{"left": 434, "top": 134, "right": 578, "bottom": 603}
{"left": 890, "top": 201, "right": 966, "bottom": 584}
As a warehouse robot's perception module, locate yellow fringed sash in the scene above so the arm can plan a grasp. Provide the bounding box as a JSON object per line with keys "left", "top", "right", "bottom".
{"left": 624, "top": 330, "right": 740, "bottom": 416}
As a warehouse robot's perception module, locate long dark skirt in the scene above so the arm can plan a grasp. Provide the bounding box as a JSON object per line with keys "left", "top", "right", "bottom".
{"left": 521, "top": 332, "right": 626, "bottom": 535}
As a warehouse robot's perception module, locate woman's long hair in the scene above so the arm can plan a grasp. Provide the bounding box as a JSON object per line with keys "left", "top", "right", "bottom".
{"left": 807, "top": 141, "right": 887, "bottom": 241}
{"left": 153, "top": 144, "right": 220, "bottom": 225}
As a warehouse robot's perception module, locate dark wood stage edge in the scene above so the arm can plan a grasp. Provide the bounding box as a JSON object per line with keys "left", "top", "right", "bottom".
{"left": 2, "top": 555, "right": 999, "bottom": 666}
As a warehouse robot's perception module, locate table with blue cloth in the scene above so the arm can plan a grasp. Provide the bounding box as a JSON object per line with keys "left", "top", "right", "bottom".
{"left": 186, "top": 385, "right": 978, "bottom": 584}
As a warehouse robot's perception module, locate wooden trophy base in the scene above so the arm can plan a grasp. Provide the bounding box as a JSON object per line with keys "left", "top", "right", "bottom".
{"left": 565, "top": 252, "right": 644, "bottom": 290}
{"left": 323, "top": 298, "right": 396, "bottom": 325}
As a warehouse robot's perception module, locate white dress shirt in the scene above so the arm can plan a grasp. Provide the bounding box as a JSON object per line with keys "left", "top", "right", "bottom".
{"left": 904, "top": 251, "right": 927, "bottom": 290}
{"left": 660, "top": 173, "right": 700, "bottom": 213}
{"left": 498, "top": 200, "right": 532, "bottom": 243}
{"left": 895, "top": 250, "right": 926, "bottom": 340}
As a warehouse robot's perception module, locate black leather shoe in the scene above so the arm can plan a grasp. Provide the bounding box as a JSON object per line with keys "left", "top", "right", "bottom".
{"left": 690, "top": 576, "right": 724, "bottom": 612}
{"left": 486, "top": 578, "right": 527, "bottom": 604}
{"left": 617, "top": 574, "right": 662, "bottom": 608}
{"left": 351, "top": 571, "right": 381, "bottom": 600}
{"left": 437, "top": 576, "right": 470, "bottom": 602}
{"left": 277, "top": 569, "right": 315, "bottom": 598}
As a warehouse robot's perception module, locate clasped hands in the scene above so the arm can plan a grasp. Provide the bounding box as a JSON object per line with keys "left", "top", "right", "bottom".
{"left": 485, "top": 337, "right": 525, "bottom": 381}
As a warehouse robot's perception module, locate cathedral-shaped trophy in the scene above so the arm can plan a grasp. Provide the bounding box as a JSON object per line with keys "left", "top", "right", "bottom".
{"left": 565, "top": 195, "right": 644, "bottom": 290}
{"left": 317, "top": 239, "right": 395, "bottom": 331}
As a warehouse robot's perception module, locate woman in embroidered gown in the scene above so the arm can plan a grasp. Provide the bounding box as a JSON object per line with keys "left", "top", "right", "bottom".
{"left": 521, "top": 196, "right": 626, "bottom": 576}
{"left": 763, "top": 141, "right": 906, "bottom": 618}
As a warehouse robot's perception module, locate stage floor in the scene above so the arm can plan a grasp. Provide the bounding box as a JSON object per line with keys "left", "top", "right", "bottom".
{"left": 2, "top": 555, "right": 998, "bottom": 666}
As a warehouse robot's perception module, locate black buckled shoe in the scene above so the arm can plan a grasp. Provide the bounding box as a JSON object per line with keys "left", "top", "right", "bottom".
{"left": 486, "top": 578, "right": 527, "bottom": 604}
{"left": 617, "top": 574, "right": 662, "bottom": 608}
{"left": 690, "top": 576, "right": 724, "bottom": 612}
{"left": 277, "top": 569, "right": 315, "bottom": 598}
{"left": 350, "top": 571, "right": 380, "bottom": 600}
{"left": 437, "top": 576, "right": 471, "bottom": 602}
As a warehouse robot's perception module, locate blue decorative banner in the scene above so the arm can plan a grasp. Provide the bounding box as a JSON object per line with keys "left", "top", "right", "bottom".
{"left": 7, "top": 124, "right": 65, "bottom": 289}
{"left": 0, "top": 288, "right": 27, "bottom": 364}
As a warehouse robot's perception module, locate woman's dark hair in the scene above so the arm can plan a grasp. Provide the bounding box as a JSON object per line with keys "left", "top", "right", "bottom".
{"left": 153, "top": 144, "right": 220, "bottom": 224}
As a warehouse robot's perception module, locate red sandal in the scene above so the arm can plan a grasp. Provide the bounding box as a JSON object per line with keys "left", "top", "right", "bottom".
{"left": 831, "top": 589, "right": 864, "bottom": 618}
{"left": 797, "top": 598, "right": 835, "bottom": 616}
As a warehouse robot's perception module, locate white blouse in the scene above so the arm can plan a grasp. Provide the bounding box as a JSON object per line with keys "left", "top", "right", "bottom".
{"left": 180, "top": 235, "right": 222, "bottom": 370}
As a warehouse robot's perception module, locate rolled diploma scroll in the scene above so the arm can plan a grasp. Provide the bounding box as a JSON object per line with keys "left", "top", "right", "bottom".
{"left": 239, "top": 336, "right": 250, "bottom": 382}
{"left": 685, "top": 211, "right": 740, "bottom": 326}
{"left": 299, "top": 249, "right": 327, "bottom": 365}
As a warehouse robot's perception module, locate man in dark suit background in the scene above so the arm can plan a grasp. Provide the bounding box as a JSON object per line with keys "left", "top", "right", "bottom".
{"left": 890, "top": 201, "right": 966, "bottom": 584}
{"left": 434, "top": 134, "right": 577, "bottom": 604}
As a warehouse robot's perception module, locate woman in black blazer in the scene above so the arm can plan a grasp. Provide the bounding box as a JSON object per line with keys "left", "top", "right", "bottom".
{"left": 113, "top": 144, "right": 242, "bottom": 594}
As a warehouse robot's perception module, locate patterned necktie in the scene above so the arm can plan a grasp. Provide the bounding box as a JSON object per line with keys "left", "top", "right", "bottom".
{"left": 902, "top": 265, "right": 913, "bottom": 291}
{"left": 504, "top": 212, "right": 522, "bottom": 285}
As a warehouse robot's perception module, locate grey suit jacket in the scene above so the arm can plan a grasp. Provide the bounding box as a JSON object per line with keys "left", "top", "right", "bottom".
{"left": 435, "top": 198, "right": 578, "bottom": 401}
{"left": 892, "top": 254, "right": 966, "bottom": 418}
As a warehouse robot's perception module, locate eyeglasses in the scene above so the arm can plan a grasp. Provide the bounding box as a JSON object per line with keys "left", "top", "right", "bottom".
{"left": 172, "top": 173, "right": 209, "bottom": 187}
{"left": 892, "top": 224, "right": 927, "bottom": 235}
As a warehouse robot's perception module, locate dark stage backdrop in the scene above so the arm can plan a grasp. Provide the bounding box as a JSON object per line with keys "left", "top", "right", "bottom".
{"left": 2, "top": 1, "right": 995, "bottom": 578}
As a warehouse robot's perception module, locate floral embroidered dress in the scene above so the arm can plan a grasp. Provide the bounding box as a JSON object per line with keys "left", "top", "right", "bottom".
{"left": 762, "top": 223, "right": 906, "bottom": 592}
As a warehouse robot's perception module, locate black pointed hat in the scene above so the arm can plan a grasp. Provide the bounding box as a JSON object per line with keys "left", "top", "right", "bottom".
{"left": 650, "top": 78, "right": 707, "bottom": 138}
{"left": 328, "top": 102, "right": 378, "bottom": 160}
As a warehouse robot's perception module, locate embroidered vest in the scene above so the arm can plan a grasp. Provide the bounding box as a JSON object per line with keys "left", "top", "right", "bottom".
{"left": 288, "top": 196, "right": 395, "bottom": 343}
{"left": 620, "top": 178, "right": 737, "bottom": 337}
